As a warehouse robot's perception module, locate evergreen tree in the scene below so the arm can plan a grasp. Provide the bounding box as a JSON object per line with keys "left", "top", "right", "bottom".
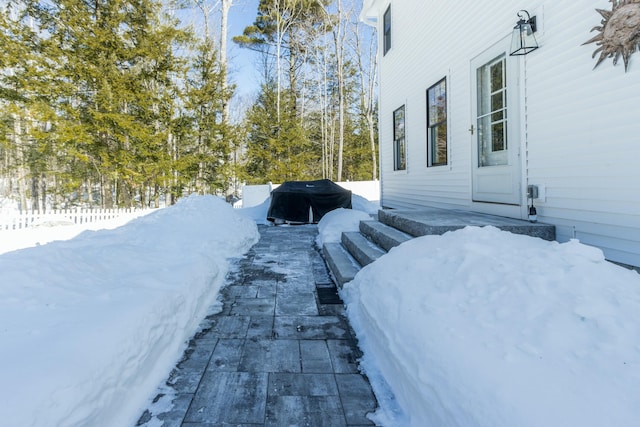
{"left": 234, "top": 0, "right": 329, "bottom": 120}
{"left": 0, "top": 0, "right": 378, "bottom": 209}
{"left": 235, "top": 0, "right": 378, "bottom": 184}
{"left": 0, "top": 0, "right": 191, "bottom": 208}
{"left": 243, "top": 82, "right": 316, "bottom": 183}
{"left": 0, "top": 1, "right": 60, "bottom": 210}
{"left": 178, "top": 38, "right": 233, "bottom": 196}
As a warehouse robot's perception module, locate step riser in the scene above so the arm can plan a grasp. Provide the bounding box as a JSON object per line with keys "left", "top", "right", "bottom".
{"left": 378, "top": 208, "right": 556, "bottom": 241}
{"left": 323, "top": 242, "right": 360, "bottom": 288}
{"left": 341, "top": 232, "right": 386, "bottom": 267}
{"left": 359, "top": 220, "right": 411, "bottom": 252}
{"left": 324, "top": 208, "right": 556, "bottom": 289}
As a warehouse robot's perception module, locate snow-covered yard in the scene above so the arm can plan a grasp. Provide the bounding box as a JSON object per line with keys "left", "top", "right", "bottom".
{"left": 0, "top": 196, "right": 259, "bottom": 427}
{"left": 1, "top": 193, "right": 639, "bottom": 427}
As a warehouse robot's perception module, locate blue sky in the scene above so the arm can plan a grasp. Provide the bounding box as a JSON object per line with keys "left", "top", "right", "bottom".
{"left": 227, "top": 0, "right": 261, "bottom": 97}
{"left": 175, "top": 0, "right": 261, "bottom": 98}
{"left": 176, "top": 0, "right": 369, "bottom": 104}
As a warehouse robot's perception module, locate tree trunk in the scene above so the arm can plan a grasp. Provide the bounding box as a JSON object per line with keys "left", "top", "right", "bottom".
{"left": 289, "top": 47, "right": 297, "bottom": 113}
{"left": 87, "top": 178, "right": 94, "bottom": 207}
{"left": 30, "top": 176, "right": 39, "bottom": 211}
{"left": 13, "top": 115, "right": 28, "bottom": 211}
{"left": 220, "top": 0, "right": 234, "bottom": 197}
{"left": 103, "top": 176, "right": 114, "bottom": 209}
{"left": 334, "top": 0, "right": 345, "bottom": 181}
{"left": 368, "top": 114, "right": 377, "bottom": 179}
{"left": 276, "top": 7, "right": 282, "bottom": 125}
{"left": 220, "top": 0, "right": 232, "bottom": 125}
{"left": 40, "top": 173, "right": 47, "bottom": 212}
{"left": 354, "top": 18, "right": 379, "bottom": 180}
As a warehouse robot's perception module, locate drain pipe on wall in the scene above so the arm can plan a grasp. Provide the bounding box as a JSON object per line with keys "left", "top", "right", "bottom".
{"left": 522, "top": 49, "right": 536, "bottom": 222}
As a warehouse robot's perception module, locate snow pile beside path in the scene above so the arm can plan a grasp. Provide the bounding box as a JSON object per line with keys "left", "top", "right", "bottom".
{"left": 342, "top": 226, "right": 640, "bottom": 427}
{"left": 352, "top": 193, "right": 380, "bottom": 215}
{"left": 0, "top": 195, "right": 259, "bottom": 427}
{"left": 0, "top": 211, "right": 152, "bottom": 255}
{"left": 237, "top": 196, "right": 271, "bottom": 225}
{"left": 316, "top": 208, "right": 373, "bottom": 248}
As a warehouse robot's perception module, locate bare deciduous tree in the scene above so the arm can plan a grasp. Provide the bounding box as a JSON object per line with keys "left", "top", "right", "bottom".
{"left": 352, "top": 17, "right": 378, "bottom": 180}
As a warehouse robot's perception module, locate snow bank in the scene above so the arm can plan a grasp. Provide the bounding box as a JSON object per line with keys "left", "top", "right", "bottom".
{"left": 0, "top": 212, "right": 151, "bottom": 255}
{"left": 0, "top": 195, "right": 259, "bottom": 427}
{"left": 237, "top": 196, "right": 271, "bottom": 225}
{"left": 316, "top": 208, "right": 373, "bottom": 248}
{"left": 342, "top": 226, "right": 640, "bottom": 427}
{"left": 352, "top": 193, "right": 380, "bottom": 215}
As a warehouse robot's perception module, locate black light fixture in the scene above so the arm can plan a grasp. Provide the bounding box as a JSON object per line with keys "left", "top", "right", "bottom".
{"left": 528, "top": 204, "right": 538, "bottom": 223}
{"left": 510, "top": 10, "right": 539, "bottom": 56}
{"left": 527, "top": 185, "right": 538, "bottom": 223}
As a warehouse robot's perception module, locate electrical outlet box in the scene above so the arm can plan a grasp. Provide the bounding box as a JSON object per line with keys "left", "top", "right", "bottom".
{"left": 527, "top": 185, "right": 546, "bottom": 202}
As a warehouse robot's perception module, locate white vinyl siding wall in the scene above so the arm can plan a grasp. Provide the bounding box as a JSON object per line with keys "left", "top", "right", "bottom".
{"left": 377, "top": 1, "right": 529, "bottom": 211}
{"left": 368, "top": 0, "right": 640, "bottom": 267}
{"left": 525, "top": 2, "right": 640, "bottom": 266}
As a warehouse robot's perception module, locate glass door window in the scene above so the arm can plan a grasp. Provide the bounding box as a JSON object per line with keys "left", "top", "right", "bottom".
{"left": 476, "top": 55, "right": 508, "bottom": 167}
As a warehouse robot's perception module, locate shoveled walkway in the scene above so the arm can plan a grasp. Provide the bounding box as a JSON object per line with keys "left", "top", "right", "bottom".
{"left": 137, "top": 224, "right": 378, "bottom": 427}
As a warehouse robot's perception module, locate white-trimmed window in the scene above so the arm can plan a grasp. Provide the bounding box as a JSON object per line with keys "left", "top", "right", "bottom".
{"left": 427, "top": 78, "right": 447, "bottom": 166}
{"left": 383, "top": 6, "right": 391, "bottom": 55}
{"left": 393, "top": 105, "right": 406, "bottom": 170}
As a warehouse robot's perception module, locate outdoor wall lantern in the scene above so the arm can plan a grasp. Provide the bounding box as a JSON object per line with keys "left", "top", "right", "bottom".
{"left": 510, "top": 10, "right": 539, "bottom": 56}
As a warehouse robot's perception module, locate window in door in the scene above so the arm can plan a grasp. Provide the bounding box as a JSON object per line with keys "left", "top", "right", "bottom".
{"left": 393, "top": 105, "right": 406, "bottom": 170}
{"left": 476, "top": 55, "right": 508, "bottom": 167}
{"left": 427, "top": 78, "right": 447, "bottom": 166}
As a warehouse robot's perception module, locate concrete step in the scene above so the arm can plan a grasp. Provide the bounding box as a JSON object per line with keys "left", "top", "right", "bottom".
{"left": 322, "top": 242, "right": 361, "bottom": 288}
{"left": 323, "top": 208, "right": 556, "bottom": 290}
{"left": 341, "top": 231, "right": 387, "bottom": 267}
{"left": 378, "top": 207, "right": 556, "bottom": 241}
{"left": 359, "top": 220, "right": 412, "bottom": 252}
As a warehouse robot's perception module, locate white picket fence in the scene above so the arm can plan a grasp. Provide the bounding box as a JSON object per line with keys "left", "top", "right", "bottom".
{"left": 0, "top": 207, "right": 147, "bottom": 231}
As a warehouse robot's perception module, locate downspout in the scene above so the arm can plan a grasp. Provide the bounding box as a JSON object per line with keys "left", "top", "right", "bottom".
{"left": 524, "top": 54, "right": 529, "bottom": 220}
{"left": 523, "top": 51, "right": 532, "bottom": 221}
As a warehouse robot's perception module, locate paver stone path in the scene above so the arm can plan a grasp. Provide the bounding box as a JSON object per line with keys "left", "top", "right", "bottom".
{"left": 137, "top": 224, "right": 378, "bottom": 427}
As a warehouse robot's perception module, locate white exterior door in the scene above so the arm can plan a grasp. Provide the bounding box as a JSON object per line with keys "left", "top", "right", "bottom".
{"left": 471, "top": 41, "right": 521, "bottom": 205}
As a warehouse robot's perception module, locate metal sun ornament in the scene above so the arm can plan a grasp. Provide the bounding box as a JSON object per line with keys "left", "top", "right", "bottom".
{"left": 583, "top": 0, "right": 640, "bottom": 71}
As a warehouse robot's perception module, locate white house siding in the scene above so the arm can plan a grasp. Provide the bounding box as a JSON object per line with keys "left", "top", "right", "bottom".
{"left": 372, "top": 1, "right": 541, "bottom": 212}
{"left": 364, "top": 0, "right": 640, "bottom": 267}
{"left": 526, "top": 2, "right": 640, "bottom": 266}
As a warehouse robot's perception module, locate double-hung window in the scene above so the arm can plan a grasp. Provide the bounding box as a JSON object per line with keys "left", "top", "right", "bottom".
{"left": 383, "top": 6, "right": 391, "bottom": 55}
{"left": 427, "top": 78, "right": 448, "bottom": 166}
{"left": 393, "top": 105, "right": 406, "bottom": 171}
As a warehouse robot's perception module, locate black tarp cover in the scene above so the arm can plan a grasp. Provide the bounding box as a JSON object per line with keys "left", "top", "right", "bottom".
{"left": 267, "top": 179, "right": 352, "bottom": 223}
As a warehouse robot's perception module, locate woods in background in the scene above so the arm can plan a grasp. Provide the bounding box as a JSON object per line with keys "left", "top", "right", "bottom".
{"left": 235, "top": 0, "right": 378, "bottom": 185}
{"left": 0, "top": 0, "right": 377, "bottom": 210}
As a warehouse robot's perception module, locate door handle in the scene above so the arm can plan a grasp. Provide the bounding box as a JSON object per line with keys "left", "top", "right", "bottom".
{"left": 468, "top": 124, "right": 475, "bottom": 135}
